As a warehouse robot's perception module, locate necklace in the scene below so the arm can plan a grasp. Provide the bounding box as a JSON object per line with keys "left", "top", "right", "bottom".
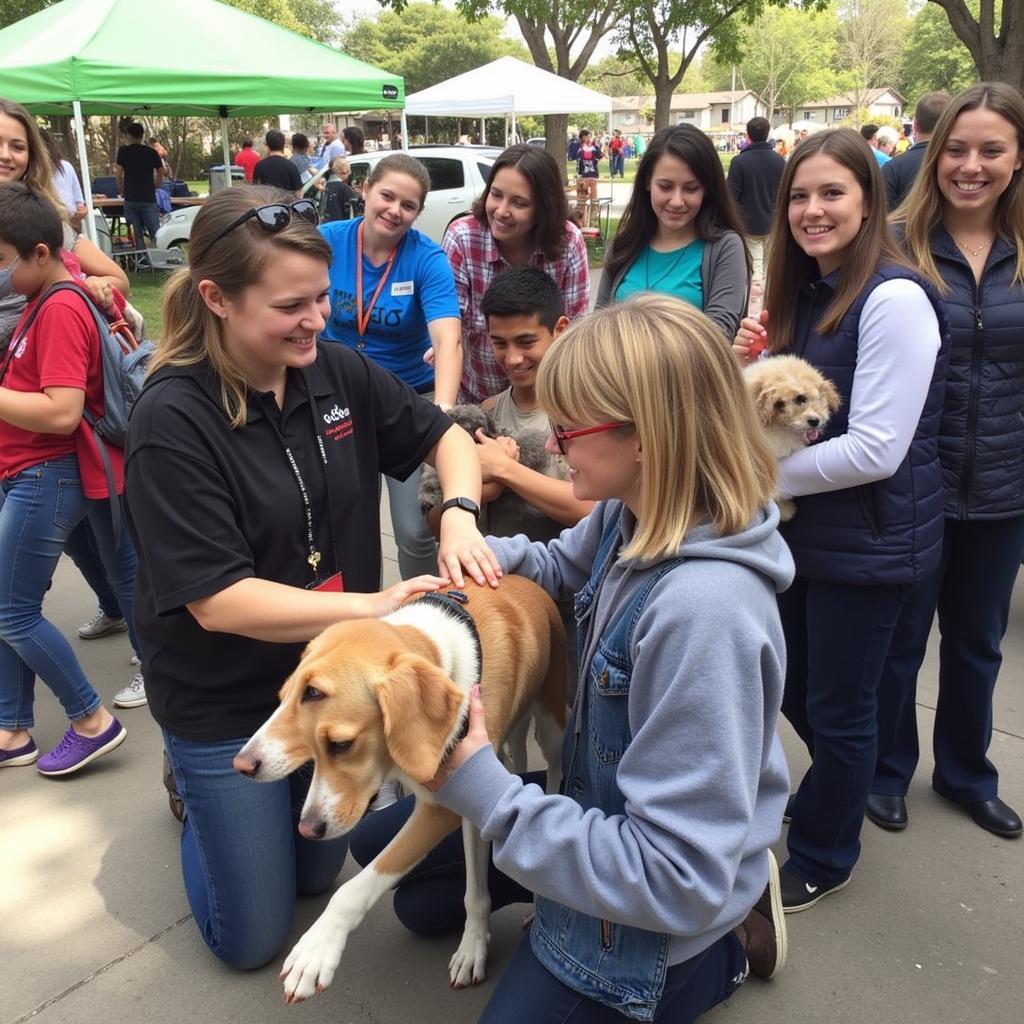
{"left": 643, "top": 242, "right": 692, "bottom": 291}
{"left": 954, "top": 236, "right": 993, "bottom": 258}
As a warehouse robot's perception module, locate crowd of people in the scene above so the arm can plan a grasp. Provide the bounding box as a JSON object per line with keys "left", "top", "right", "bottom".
{"left": 1, "top": 77, "right": 1023, "bottom": 1023}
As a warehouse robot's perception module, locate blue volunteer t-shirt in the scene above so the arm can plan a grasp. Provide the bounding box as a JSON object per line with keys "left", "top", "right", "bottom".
{"left": 319, "top": 218, "right": 460, "bottom": 390}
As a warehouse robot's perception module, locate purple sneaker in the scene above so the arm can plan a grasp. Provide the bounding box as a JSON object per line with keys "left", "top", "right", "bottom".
{"left": 37, "top": 719, "right": 126, "bottom": 777}
{"left": 0, "top": 738, "right": 39, "bottom": 767}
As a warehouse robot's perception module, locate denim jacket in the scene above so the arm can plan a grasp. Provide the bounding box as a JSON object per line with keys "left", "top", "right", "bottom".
{"left": 529, "top": 512, "right": 684, "bottom": 1021}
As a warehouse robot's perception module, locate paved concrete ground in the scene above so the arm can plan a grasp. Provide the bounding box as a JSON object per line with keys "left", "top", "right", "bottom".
{"left": 4, "top": 501, "right": 1022, "bottom": 1024}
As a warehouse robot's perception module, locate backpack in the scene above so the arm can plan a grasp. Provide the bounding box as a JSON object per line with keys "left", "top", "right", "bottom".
{"left": 7, "top": 281, "right": 154, "bottom": 536}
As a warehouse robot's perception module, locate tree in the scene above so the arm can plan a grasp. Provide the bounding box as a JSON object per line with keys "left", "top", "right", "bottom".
{"left": 578, "top": 54, "right": 645, "bottom": 97}
{"left": 0, "top": 0, "right": 57, "bottom": 29}
{"left": 927, "top": 1, "right": 1024, "bottom": 92}
{"left": 834, "top": 0, "right": 909, "bottom": 119}
{"left": 708, "top": 5, "right": 839, "bottom": 126}
{"left": 901, "top": 2, "right": 977, "bottom": 100}
{"left": 616, "top": 1, "right": 828, "bottom": 131}
{"left": 382, "top": 1, "right": 620, "bottom": 174}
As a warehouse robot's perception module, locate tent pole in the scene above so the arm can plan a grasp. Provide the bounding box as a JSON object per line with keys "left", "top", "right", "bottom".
{"left": 425, "top": 115, "right": 428, "bottom": 144}
{"left": 400, "top": 110, "right": 409, "bottom": 151}
{"left": 504, "top": 115, "right": 508, "bottom": 147}
{"left": 608, "top": 110, "right": 613, "bottom": 204}
{"left": 72, "top": 101, "right": 97, "bottom": 245}
{"left": 220, "top": 118, "right": 232, "bottom": 188}
{"left": 480, "top": 117, "right": 484, "bottom": 145}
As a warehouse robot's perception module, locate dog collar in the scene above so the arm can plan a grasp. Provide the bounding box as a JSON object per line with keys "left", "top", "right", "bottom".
{"left": 414, "top": 590, "right": 481, "bottom": 743}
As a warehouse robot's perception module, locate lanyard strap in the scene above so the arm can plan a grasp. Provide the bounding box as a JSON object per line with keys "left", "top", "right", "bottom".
{"left": 262, "top": 390, "right": 331, "bottom": 582}
{"left": 355, "top": 219, "right": 397, "bottom": 345}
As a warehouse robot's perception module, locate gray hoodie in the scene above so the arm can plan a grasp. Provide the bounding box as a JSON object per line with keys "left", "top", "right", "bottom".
{"left": 435, "top": 500, "right": 794, "bottom": 966}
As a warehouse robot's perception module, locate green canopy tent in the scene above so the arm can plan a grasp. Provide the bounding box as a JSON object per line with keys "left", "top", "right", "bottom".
{"left": 0, "top": 0, "right": 404, "bottom": 240}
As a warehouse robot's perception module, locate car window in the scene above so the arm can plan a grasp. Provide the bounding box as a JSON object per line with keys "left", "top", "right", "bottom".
{"left": 348, "top": 161, "right": 371, "bottom": 190}
{"left": 477, "top": 162, "right": 493, "bottom": 183}
{"left": 418, "top": 157, "right": 465, "bottom": 191}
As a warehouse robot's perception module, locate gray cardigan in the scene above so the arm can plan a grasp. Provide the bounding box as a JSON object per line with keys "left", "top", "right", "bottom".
{"left": 595, "top": 230, "right": 749, "bottom": 339}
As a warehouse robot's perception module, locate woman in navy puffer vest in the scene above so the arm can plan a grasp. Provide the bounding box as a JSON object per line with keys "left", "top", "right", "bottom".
{"left": 735, "top": 128, "right": 949, "bottom": 911}
{"left": 871, "top": 83, "right": 1024, "bottom": 840}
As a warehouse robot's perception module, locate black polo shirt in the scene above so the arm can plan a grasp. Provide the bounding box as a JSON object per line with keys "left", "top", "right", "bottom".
{"left": 124, "top": 343, "right": 450, "bottom": 742}
{"left": 252, "top": 154, "right": 303, "bottom": 192}
{"left": 116, "top": 143, "right": 163, "bottom": 203}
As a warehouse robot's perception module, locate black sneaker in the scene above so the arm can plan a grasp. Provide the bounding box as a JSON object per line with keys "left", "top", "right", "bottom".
{"left": 779, "top": 864, "right": 851, "bottom": 914}
{"left": 782, "top": 794, "right": 796, "bottom": 824}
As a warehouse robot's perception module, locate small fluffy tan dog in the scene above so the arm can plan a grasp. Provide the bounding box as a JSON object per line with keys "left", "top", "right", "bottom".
{"left": 744, "top": 355, "right": 840, "bottom": 520}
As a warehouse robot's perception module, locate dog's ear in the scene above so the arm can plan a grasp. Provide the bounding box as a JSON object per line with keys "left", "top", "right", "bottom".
{"left": 374, "top": 654, "right": 466, "bottom": 782}
{"left": 820, "top": 375, "right": 841, "bottom": 414}
{"left": 751, "top": 377, "right": 779, "bottom": 428}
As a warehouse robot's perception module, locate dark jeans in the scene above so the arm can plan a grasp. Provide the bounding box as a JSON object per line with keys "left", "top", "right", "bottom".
{"left": 123, "top": 199, "right": 160, "bottom": 248}
{"left": 874, "top": 516, "right": 1024, "bottom": 803}
{"left": 349, "top": 777, "right": 538, "bottom": 934}
{"left": 64, "top": 517, "right": 122, "bottom": 619}
{"left": 478, "top": 930, "right": 744, "bottom": 1024}
{"left": 779, "top": 576, "right": 910, "bottom": 885}
{"left": 350, "top": 777, "right": 745, "bottom": 1023}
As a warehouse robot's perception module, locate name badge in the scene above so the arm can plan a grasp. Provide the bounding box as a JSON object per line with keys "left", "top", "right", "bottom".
{"left": 391, "top": 280, "right": 415, "bottom": 297}
{"left": 308, "top": 572, "right": 344, "bottom": 593}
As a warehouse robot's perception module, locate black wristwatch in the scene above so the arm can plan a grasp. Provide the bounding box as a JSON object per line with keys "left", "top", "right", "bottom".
{"left": 439, "top": 496, "right": 481, "bottom": 520}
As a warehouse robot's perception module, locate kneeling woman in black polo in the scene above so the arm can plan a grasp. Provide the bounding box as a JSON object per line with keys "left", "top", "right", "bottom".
{"left": 124, "top": 186, "right": 499, "bottom": 971}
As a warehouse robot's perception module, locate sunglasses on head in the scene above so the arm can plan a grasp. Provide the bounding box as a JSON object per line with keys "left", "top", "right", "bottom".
{"left": 550, "top": 420, "right": 630, "bottom": 456}
{"left": 192, "top": 199, "right": 320, "bottom": 263}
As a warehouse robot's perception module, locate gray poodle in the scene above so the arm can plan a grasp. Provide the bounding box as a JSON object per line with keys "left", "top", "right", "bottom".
{"left": 419, "top": 404, "right": 552, "bottom": 529}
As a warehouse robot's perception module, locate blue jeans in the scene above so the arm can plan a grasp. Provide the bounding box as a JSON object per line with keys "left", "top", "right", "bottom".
{"left": 383, "top": 467, "right": 438, "bottom": 580}
{"left": 163, "top": 731, "right": 349, "bottom": 969}
{"left": 479, "top": 931, "right": 743, "bottom": 1024}
{"left": 65, "top": 517, "right": 123, "bottom": 619}
{"left": 874, "top": 516, "right": 1024, "bottom": 803}
{"left": 779, "top": 576, "right": 909, "bottom": 884}
{"left": 0, "top": 457, "right": 137, "bottom": 729}
{"left": 123, "top": 199, "right": 160, "bottom": 248}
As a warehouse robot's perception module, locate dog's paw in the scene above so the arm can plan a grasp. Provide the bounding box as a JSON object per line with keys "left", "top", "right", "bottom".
{"left": 448, "top": 926, "right": 490, "bottom": 989}
{"left": 280, "top": 919, "right": 346, "bottom": 1003}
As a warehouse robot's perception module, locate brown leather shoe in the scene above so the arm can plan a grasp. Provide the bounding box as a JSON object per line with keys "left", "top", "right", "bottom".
{"left": 734, "top": 850, "right": 787, "bottom": 979}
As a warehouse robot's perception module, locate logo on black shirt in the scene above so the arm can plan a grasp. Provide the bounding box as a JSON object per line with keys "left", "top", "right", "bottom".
{"left": 323, "top": 404, "right": 353, "bottom": 442}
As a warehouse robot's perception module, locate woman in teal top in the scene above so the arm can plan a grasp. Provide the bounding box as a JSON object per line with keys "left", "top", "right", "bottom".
{"left": 596, "top": 125, "right": 750, "bottom": 339}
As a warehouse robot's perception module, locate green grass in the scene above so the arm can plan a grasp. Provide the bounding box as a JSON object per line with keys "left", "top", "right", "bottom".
{"left": 126, "top": 272, "right": 166, "bottom": 337}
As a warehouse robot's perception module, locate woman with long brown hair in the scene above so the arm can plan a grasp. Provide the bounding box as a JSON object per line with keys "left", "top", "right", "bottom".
{"left": 443, "top": 144, "right": 589, "bottom": 404}
{"left": 125, "top": 184, "right": 498, "bottom": 970}
{"left": 869, "top": 83, "right": 1024, "bottom": 840}
{"left": 734, "top": 128, "right": 950, "bottom": 911}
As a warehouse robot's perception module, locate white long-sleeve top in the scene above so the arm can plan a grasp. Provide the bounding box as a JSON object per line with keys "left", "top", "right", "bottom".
{"left": 778, "top": 277, "right": 941, "bottom": 500}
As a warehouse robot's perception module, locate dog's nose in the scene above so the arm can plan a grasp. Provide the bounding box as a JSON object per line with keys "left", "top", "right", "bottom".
{"left": 233, "top": 751, "right": 262, "bottom": 777}
{"left": 298, "top": 816, "right": 328, "bottom": 840}
{"left": 806, "top": 417, "right": 820, "bottom": 428}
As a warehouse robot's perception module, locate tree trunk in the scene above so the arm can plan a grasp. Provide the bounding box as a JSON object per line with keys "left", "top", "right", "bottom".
{"left": 653, "top": 80, "right": 674, "bottom": 130}
{"left": 932, "top": 0, "right": 1024, "bottom": 93}
{"left": 545, "top": 113, "right": 569, "bottom": 182}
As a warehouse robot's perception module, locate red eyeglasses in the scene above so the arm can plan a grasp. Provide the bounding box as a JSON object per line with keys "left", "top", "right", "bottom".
{"left": 550, "top": 421, "right": 630, "bottom": 455}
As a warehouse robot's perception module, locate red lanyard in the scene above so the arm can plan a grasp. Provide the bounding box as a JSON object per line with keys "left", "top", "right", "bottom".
{"left": 356, "top": 219, "right": 398, "bottom": 342}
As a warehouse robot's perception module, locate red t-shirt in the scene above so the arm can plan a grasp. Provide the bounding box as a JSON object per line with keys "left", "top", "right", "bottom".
{"left": 0, "top": 286, "right": 123, "bottom": 498}
{"left": 235, "top": 147, "right": 260, "bottom": 183}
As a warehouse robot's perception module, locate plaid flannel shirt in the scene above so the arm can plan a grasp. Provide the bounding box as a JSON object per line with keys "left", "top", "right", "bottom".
{"left": 442, "top": 216, "right": 590, "bottom": 404}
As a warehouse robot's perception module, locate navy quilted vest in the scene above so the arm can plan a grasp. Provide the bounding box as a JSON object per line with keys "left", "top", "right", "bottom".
{"left": 781, "top": 264, "right": 951, "bottom": 585}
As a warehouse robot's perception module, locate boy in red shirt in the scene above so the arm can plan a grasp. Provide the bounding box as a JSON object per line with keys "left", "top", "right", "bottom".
{"left": 0, "top": 182, "right": 133, "bottom": 777}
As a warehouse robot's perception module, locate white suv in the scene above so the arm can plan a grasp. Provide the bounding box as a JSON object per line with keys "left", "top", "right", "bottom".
{"left": 154, "top": 145, "right": 499, "bottom": 251}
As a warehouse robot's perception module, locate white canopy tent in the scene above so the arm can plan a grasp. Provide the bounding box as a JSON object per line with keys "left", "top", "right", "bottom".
{"left": 402, "top": 56, "right": 612, "bottom": 150}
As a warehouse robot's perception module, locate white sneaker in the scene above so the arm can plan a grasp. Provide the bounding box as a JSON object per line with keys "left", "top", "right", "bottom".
{"left": 113, "top": 673, "right": 147, "bottom": 708}
{"left": 368, "top": 781, "right": 403, "bottom": 811}
{"left": 130, "top": 654, "right": 140, "bottom": 666}
{"left": 78, "top": 610, "right": 128, "bottom": 639}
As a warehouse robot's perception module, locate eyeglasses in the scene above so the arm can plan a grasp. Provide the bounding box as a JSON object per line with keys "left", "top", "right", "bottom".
{"left": 550, "top": 421, "right": 630, "bottom": 456}
{"left": 192, "top": 199, "right": 320, "bottom": 263}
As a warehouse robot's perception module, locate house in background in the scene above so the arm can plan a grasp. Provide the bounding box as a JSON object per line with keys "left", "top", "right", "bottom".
{"left": 778, "top": 87, "right": 905, "bottom": 128}
{"left": 612, "top": 90, "right": 767, "bottom": 134}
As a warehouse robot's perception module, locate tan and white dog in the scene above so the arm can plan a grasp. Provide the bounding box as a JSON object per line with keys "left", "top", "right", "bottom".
{"left": 744, "top": 355, "right": 841, "bottom": 520}
{"left": 234, "top": 576, "right": 568, "bottom": 1003}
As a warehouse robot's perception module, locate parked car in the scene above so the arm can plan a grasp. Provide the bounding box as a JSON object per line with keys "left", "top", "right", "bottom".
{"left": 154, "top": 146, "right": 500, "bottom": 251}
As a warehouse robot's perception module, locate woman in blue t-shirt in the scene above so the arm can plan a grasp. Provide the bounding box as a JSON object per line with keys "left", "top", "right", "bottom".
{"left": 596, "top": 125, "right": 750, "bottom": 339}
{"left": 319, "top": 154, "right": 462, "bottom": 580}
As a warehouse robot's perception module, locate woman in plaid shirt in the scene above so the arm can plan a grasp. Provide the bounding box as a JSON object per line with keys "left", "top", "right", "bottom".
{"left": 443, "top": 145, "right": 589, "bottom": 404}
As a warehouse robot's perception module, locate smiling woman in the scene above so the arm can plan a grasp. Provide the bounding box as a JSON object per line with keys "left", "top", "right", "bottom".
{"left": 123, "top": 183, "right": 499, "bottom": 974}
{"left": 596, "top": 124, "right": 750, "bottom": 339}
{"left": 733, "top": 127, "right": 952, "bottom": 912}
